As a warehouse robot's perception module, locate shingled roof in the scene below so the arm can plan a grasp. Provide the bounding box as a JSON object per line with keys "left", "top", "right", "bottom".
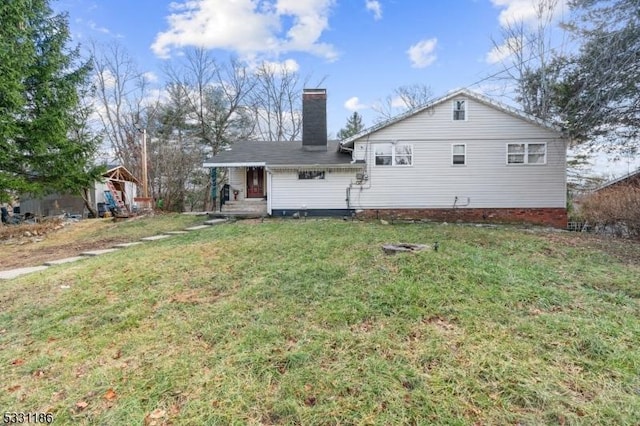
{"left": 203, "top": 140, "right": 356, "bottom": 168}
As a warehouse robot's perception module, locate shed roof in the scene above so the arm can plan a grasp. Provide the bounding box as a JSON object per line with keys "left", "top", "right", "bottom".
{"left": 103, "top": 165, "right": 139, "bottom": 184}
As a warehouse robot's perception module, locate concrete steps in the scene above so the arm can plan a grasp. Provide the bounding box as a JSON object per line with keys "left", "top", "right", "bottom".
{"left": 220, "top": 199, "right": 267, "bottom": 215}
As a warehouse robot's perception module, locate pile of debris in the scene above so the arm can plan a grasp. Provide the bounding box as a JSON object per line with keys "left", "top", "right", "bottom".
{"left": 382, "top": 242, "right": 438, "bottom": 255}
{"left": 0, "top": 218, "right": 65, "bottom": 242}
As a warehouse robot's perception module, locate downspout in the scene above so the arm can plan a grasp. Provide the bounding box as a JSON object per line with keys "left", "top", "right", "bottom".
{"left": 346, "top": 185, "right": 351, "bottom": 212}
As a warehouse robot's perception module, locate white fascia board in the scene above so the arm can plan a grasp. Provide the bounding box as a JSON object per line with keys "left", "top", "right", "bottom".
{"left": 268, "top": 163, "right": 364, "bottom": 168}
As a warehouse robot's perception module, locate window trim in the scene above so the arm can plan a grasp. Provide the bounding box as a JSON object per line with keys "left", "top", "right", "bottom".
{"left": 452, "top": 99, "right": 467, "bottom": 121}
{"left": 451, "top": 143, "right": 466, "bottom": 166}
{"left": 506, "top": 142, "right": 547, "bottom": 165}
{"left": 373, "top": 142, "right": 414, "bottom": 167}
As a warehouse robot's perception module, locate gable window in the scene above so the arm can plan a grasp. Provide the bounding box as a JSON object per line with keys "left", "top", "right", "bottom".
{"left": 375, "top": 143, "right": 413, "bottom": 166}
{"left": 452, "top": 144, "right": 466, "bottom": 165}
{"left": 507, "top": 143, "right": 546, "bottom": 165}
{"left": 298, "top": 171, "right": 325, "bottom": 180}
{"left": 453, "top": 100, "right": 466, "bottom": 121}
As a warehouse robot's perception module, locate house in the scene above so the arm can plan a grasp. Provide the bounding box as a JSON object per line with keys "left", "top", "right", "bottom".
{"left": 593, "top": 168, "right": 640, "bottom": 192}
{"left": 19, "top": 165, "right": 139, "bottom": 218}
{"left": 203, "top": 88, "right": 568, "bottom": 228}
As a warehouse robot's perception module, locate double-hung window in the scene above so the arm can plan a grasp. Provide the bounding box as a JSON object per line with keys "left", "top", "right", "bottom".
{"left": 507, "top": 143, "right": 546, "bottom": 165}
{"left": 374, "top": 143, "right": 413, "bottom": 166}
{"left": 452, "top": 144, "right": 466, "bottom": 165}
{"left": 453, "top": 100, "right": 466, "bottom": 121}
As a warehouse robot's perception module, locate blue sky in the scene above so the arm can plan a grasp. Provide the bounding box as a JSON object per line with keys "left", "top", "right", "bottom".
{"left": 54, "top": 0, "right": 551, "bottom": 129}
{"left": 53, "top": 0, "right": 638, "bottom": 177}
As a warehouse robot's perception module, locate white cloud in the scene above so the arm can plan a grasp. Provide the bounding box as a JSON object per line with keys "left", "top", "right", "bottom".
{"left": 87, "top": 20, "right": 111, "bottom": 34}
{"left": 152, "top": 0, "right": 338, "bottom": 61}
{"left": 259, "top": 58, "right": 300, "bottom": 73}
{"left": 485, "top": 37, "right": 521, "bottom": 64}
{"left": 390, "top": 96, "right": 408, "bottom": 109}
{"left": 94, "top": 69, "right": 117, "bottom": 90}
{"left": 143, "top": 71, "right": 159, "bottom": 83}
{"left": 344, "top": 96, "right": 367, "bottom": 111}
{"left": 490, "top": 0, "right": 567, "bottom": 27}
{"left": 83, "top": 19, "right": 123, "bottom": 39}
{"left": 365, "top": 0, "right": 382, "bottom": 20}
{"left": 407, "top": 38, "right": 438, "bottom": 68}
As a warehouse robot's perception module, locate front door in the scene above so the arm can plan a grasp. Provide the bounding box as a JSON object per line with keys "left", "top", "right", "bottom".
{"left": 246, "top": 167, "right": 264, "bottom": 198}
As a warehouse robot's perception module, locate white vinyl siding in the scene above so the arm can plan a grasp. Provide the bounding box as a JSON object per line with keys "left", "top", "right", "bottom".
{"left": 271, "top": 170, "right": 354, "bottom": 210}
{"left": 95, "top": 181, "right": 138, "bottom": 210}
{"left": 228, "top": 167, "right": 246, "bottom": 200}
{"left": 350, "top": 97, "right": 566, "bottom": 209}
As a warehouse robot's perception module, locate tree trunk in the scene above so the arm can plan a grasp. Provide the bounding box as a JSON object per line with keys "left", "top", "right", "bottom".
{"left": 81, "top": 187, "right": 98, "bottom": 218}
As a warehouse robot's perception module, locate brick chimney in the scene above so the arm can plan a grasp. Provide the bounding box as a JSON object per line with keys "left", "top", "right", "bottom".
{"left": 302, "top": 88, "right": 327, "bottom": 151}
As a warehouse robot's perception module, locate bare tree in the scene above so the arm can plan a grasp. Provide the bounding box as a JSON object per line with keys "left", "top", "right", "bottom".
{"left": 373, "top": 84, "right": 433, "bottom": 123}
{"left": 146, "top": 83, "right": 207, "bottom": 211}
{"left": 489, "top": 0, "right": 564, "bottom": 121}
{"left": 165, "top": 49, "right": 255, "bottom": 154}
{"left": 164, "top": 50, "right": 256, "bottom": 209}
{"left": 90, "top": 41, "right": 160, "bottom": 181}
{"left": 249, "top": 62, "right": 324, "bottom": 141}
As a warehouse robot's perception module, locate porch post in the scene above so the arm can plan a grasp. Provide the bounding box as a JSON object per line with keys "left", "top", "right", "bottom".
{"left": 266, "top": 168, "right": 272, "bottom": 215}
{"left": 210, "top": 167, "right": 217, "bottom": 210}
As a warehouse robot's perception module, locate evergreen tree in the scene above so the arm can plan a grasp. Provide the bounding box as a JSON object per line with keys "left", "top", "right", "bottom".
{"left": 337, "top": 112, "right": 365, "bottom": 140}
{"left": 556, "top": 0, "right": 640, "bottom": 146}
{"left": 0, "top": 0, "right": 103, "bottom": 203}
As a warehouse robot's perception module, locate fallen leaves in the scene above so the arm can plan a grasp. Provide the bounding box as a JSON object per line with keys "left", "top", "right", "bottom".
{"left": 32, "top": 369, "right": 46, "bottom": 378}
{"left": 144, "top": 408, "right": 167, "bottom": 426}
{"left": 103, "top": 388, "right": 117, "bottom": 401}
{"left": 11, "top": 358, "right": 25, "bottom": 366}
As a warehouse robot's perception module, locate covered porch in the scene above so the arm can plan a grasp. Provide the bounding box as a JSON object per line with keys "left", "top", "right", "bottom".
{"left": 214, "top": 163, "right": 269, "bottom": 217}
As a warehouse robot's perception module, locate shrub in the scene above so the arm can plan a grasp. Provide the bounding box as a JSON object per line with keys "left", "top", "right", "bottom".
{"left": 580, "top": 185, "right": 640, "bottom": 238}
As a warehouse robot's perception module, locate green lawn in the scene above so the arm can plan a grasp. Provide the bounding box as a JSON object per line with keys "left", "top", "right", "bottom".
{"left": 1, "top": 219, "right": 639, "bottom": 425}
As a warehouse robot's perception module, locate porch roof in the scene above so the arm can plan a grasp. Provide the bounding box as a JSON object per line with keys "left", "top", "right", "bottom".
{"left": 203, "top": 140, "right": 353, "bottom": 168}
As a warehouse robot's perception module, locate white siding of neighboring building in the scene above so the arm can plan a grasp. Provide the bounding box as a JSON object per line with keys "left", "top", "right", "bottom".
{"left": 270, "top": 170, "right": 355, "bottom": 210}
{"left": 95, "top": 181, "right": 138, "bottom": 210}
{"left": 351, "top": 95, "right": 566, "bottom": 209}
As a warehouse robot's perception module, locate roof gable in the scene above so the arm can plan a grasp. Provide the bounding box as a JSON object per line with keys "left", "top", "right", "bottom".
{"left": 103, "top": 165, "right": 139, "bottom": 184}
{"left": 340, "top": 88, "right": 564, "bottom": 148}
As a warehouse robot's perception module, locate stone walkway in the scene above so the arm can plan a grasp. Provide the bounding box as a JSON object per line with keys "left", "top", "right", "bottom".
{"left": 0, "top": 218, "right": 226, "bottom": 281}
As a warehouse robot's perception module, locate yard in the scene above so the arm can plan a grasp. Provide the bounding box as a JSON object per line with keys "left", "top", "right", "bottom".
{"left": 1, "top": 218, "right": 639, "bottom": 424}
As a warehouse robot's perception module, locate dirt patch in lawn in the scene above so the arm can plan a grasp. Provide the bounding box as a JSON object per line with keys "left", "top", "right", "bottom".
{"left": 1, "top": 219, "right": 136, "bottom": 271}
{"left": 1, "top": 239, "right": 127, "bottom": 270}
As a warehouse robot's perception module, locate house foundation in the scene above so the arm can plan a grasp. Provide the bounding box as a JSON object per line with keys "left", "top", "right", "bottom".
{"left": 356, "top": 208, "right": 568, "bottom": 229}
